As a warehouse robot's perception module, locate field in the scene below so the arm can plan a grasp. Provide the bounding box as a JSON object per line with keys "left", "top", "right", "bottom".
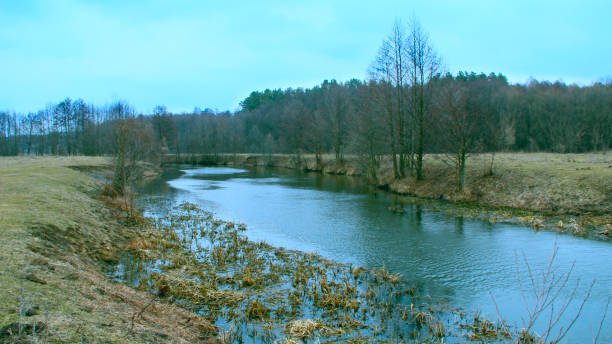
{"left": 388, "top": 152, "right": 611, "bottom": 230}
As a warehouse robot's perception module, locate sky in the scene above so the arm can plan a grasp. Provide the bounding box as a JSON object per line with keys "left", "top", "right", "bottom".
{"left": 1, "top": 0, "right": 611, "bottom": 114}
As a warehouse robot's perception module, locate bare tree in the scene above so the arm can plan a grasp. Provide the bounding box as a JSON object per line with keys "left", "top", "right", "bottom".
{"left": 369, "top": 20, "right": 410, "bottom": 179}
{"left": 22, "top": 112, "right": 41, "bottom": 155}
{"left": 107, "top": 102, "right": 155, "bottom": 218}
{"left": 281, "top": 94, "right": 308, "bottom": 163}
{"left": 406, "top": 17, "right": 441, "bottom": 180}
{"left": 72, "top": 98, "right": 89, "bottom": 154}
{"left": 351, "top": 80, "right": 386, "bottom": 182}
{"left": 0, "top": 111, "right": 9, "bottom": 155}
{"left": 53, "top": 98, "right": 74, "bottom": 155}
{"left": 432, "top": 73, "right": 482, "bottom": 190}
{"left": 322, "top": 80, "right": 350, "bottom": 163}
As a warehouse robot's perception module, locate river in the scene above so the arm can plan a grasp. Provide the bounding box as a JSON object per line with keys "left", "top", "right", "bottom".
{"left": 138, "top": 166, "right": 611, "bottom": 342}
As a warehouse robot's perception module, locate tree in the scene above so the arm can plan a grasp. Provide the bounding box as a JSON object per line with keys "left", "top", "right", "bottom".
{"left": 72, "top": 98, "right": 90, "bottom": 154}
{"left": 351, "top": 80, "right": 386, "bottom": 181}
{"left": 106, "top": 102, "right": 155, "bottom": 218}
{"left": 584, "top": 83, "right": 612, "bottom": 151}
{"left": 0, "top": 111, "right": 9, "bottom": 155}
{"left": 303, "top": 88, "right": 328, "bottom": 168}
{"left": 369, "top": 20, "right": 409, "bottom": 179}
{"left": 432, "top": 73, "right": 484, "bottom": 190}
{"left": 54, "top": 98, "right": 73, "bottom": 154}
{"left": 151, "top": 105, "right": 177, "bottom": 156}
{"left": 406, "top": 17, "right": 441, "bottom": 180}
{"left": 481, "top": 73, "right": 512, "bottom": 175}
{"left": 282, "top": 94, "right": 308, "bottom": 160}
{"left": 322, "top": 80, "right": 351, "bottom": 163}
{"left": 110, "top": 102, "right": 136, "bottom": 195}
{"left": 22, "top": 112, "right": 41, "bottom": 155}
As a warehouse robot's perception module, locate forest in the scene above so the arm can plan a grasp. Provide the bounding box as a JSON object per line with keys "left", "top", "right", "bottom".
{"left": 2, "top": 22, "right": 611, "bottom": 185}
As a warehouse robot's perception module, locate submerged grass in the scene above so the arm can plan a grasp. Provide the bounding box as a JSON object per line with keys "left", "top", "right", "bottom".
{"left": 112, "top": 198, "right": 521, "bottom": 343}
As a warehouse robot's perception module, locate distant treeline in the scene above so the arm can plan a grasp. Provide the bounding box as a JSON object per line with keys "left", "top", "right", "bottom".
{"left": 2, "top": 78, "right": 610, "bottom": 155}
{"left": 2, "top": 21, "right": 610, "bottom": 185}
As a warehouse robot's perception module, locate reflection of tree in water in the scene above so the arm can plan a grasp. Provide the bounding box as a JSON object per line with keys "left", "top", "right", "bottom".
{"left": 415, "top": 204, "right": 423, "bottom": 226}
{"left": 455, "top": 216, "right": 464, "bottom": 233}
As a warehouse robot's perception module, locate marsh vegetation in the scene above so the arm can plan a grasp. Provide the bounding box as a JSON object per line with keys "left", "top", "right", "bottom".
{"left": 112, "top": 201, "right": 506, "bottom": 343}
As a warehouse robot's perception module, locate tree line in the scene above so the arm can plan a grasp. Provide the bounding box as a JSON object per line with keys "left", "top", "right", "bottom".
{"left": 2, "top": 20, "right": 610, "bottom": 187}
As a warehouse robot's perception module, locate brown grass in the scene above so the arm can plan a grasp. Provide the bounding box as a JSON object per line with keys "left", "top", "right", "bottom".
{"left": 387, "top": 152, "right": 611, "bottom": 233}
{"left": 0, "top": 156, "right": 218, "bottom": 343}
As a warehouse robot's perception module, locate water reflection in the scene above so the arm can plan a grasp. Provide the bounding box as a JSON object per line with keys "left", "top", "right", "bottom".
{"left": 415, "top": 204, "right": 423, "bottom": 226}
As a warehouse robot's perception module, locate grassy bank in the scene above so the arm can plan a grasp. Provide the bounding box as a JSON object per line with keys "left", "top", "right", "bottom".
{"left": 167, "top": 152, "right": 611, "bottom": 236}
{"left": 0, "top": 156, "right": 216, "bottom": 343}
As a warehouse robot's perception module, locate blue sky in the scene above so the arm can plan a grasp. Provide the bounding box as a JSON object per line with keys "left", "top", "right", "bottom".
{"left": 1, "top": 0, "right": 610, "bottom": 113}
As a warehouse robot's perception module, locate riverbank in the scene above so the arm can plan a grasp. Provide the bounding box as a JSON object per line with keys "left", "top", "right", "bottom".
{"left": 2, "top": 156, "right": 605, "bottom": 342}
{"left": 0, "top": 156, "right": 217, "bottom": 343}
{"left": 166, "top": 152, "right": 611, "bottom": 236}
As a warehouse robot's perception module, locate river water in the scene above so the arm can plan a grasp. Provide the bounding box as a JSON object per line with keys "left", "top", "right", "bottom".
{"left": 139, "top": 166, "right": 611, "bottom": 342}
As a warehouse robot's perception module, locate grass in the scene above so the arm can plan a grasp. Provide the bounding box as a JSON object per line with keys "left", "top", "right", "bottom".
{"left": 402, "top": 152, "right": 612, "bottom": 234}
{"left": 422, "top": 152, "right": 610, "bottom": 214}
{"left": 0, "top": 156, "right": 216, "bottom": 343}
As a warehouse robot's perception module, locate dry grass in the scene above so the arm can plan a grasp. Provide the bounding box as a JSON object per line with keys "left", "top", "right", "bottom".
{"left": 389, "top": 152, "right": 612, "bottom": 233}
{"left": 0, "top": 156, "right": 218, "bottom": 343}
{"left": 386, "top": 152, "right": 611, "bottom": 213}
{"left": 121, "top": 200, "right": 516, "bottom": 342}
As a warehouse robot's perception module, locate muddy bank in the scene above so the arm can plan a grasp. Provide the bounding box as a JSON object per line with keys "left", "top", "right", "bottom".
{"left": 165, "top": 152, "right": 611, "bottom": 236}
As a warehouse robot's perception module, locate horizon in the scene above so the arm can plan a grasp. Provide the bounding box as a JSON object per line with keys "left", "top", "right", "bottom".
{"left": 1, "top": 0, "right": 611, "bottom": 114}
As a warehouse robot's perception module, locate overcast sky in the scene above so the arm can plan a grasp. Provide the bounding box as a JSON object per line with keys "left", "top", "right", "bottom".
{"left": 1, "top": 0, "right": 610, "bottom": 114}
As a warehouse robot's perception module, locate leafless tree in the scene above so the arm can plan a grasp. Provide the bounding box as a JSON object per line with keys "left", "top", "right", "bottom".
{"left": 22, "top": 112, "right": 41, "bottom": 155}
{"left": 321, "top": 80, "right": 351, "bottom": 163}
{"left": 369, "top": 20, "right": 410, "bottom": 179}
{"left": 432, "top": 74, "right": 481, "bottom": 190}
{"left": 351, "top": 81, "right": 386, "bottom": 182}
{"left": 406, "top": 17, "right": 441, "bottom": 180}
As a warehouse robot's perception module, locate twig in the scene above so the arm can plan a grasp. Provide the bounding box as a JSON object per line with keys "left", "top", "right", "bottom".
{"left": 550, "top": 280, "right": 594, "bottom": 344}
{"left": 488, "top": 289, "right": 511, "bottom": 335}
{"left": 593, "top": 297, "right": 610, "bottom": 344}
{"left": 513, "top": 239, "right": 595, "bottom": 343}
